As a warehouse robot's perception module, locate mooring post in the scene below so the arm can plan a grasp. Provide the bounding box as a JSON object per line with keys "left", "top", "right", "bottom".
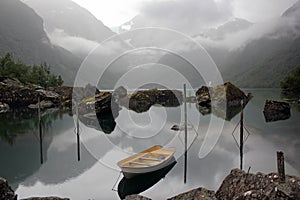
{"left": 183, "top": 84, "right": 187, "bottom": 184}
{"left": 277, "top": 151, "right": 285, "bottom": 183}
{"left": 240, "top": 100, "right": 244, "bottom": 170}
{"left": 76, "top": 101, "right": 81, "bottom": 161}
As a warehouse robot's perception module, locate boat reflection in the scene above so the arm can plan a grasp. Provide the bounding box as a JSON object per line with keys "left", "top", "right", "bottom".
{"left": 117, "top": 160, "right": 177, "bottom": 199}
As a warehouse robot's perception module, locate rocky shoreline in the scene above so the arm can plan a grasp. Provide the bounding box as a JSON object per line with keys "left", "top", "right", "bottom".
{"left": 1, "top": 77, "right": 295, "bottom": 128}
{"left": 1, "top": 169, "right": 299, "bottom": 200}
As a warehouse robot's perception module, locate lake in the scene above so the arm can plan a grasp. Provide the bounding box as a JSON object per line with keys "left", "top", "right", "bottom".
{"left": 0, "top": 89, "right": 299, "bottom": 200}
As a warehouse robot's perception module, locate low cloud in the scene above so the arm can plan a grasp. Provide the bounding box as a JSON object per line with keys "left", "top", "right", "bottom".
{"left": 48, "top": 29, "right": 99, "bottom": 56}
{"left": 137, "top": 0, "right": 233, "bottom": 34}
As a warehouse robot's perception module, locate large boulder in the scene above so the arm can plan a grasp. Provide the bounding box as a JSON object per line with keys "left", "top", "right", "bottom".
{"left": 195, "top": 82, "right": 252, "bottom": 120}
{"left": 216, "top": 169, "right": 300, "bottom": 200}
{"left": 128, "top": 89, "right": 182, "bottom": 113}
{"left": 211, "top": 82, "right": 251, "bottom": 107}
{"left": 196, "top": 86, "right": 211, "bottom": 107}
{"left": 263, "top": 100, "right": 291, "bottom": 122}
{"left": 79, "top": 92, "right": 119, "bottom": 116}
{"left": 0, "top": 177, "right": 17, "bottom": 200}
{"left": 129, "top": 91, "right": 154, "bottom": 113}
{"left": 156, "top": 89, "right": 182, "bottom": 107}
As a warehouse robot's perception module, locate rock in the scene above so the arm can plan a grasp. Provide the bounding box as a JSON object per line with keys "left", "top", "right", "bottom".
{"left": 211, "top": 82, "right": 250, "bottom": 107}
{"left": 0, "top": 77, "right": 21, "bottom": 85}
{"left": 195, "top": 82, "right": 252, "bottom": 120}
{"left": 0, "top": 177, "right": 17, "bottom": 200}
{"left": 36, "top": 89, "right": 60, "bottom": 99}
{"left": 168, "top": 187, "right": 217, "bottom": 200}
{"left": 21, "top": 197, "right": 69, "bottom": 200}
{"left": 0, "top": 82, "right": 40, "bottom": 107}
{"left": 129, "top": 92, "right": 154, "bottom": 113}
{"left": 28, "top": 100, "right": 54, "bottom": 109}
{"left": 0, "top": 102, "right": 9, "bottom": 113}
{"left": 171, "top": 124, "right": 181, "bottom": 131}
{"left": 171, "top": 124, "right": 194, "bottom": 131}
{"left": 263, "top": 100, "right": 291, "bottom": 122}
{"left": 125, "top": 195, "right": 152, "bottom": 200}
{"left": 156, "top": 89, "right": 182, "bottom": 107}
{"left": 72, "top": 84, "right": 100, "bottom": 102}
{"left": 52, "top": 86, "right": 73, "bottom": 108}
{"left": 79, "top": 92, "right": 119, "bottom": 116}
{"left": 216, "top": 168, "right": 300, "bottom": 200}
{"left": 196, "top": 102, "right": 212, "bottom": 116}
{"left": 78, "top": 92, "right": 119, "bottom": 133}
{"left": 128, "top": 89, "right": 182, "bottom": 113}
{"left": 196, "top": 86, "right": 211, "bottom": 107}
{"left": 113, "top": 86, "right": 127, "bottom": 100}
{"left": 0, "top": 77, "right": 65, "bottom": 108}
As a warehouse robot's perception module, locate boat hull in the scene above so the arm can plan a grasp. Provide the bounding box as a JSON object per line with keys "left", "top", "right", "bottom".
{"left": 121, "top": 156, "right": 176, "bottom": 179}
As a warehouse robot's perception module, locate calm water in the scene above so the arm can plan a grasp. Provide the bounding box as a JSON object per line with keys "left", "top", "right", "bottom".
{"left": 0, "top": 89, "right": 299, "bottom": 200}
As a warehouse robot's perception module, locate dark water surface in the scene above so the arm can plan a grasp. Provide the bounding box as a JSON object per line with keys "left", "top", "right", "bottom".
{"left": 0, "top": 89, "right": 299, "bottom": 200}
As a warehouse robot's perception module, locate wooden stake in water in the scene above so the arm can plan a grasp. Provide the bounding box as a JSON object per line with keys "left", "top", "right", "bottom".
{"left": 76, "top": 102, "right": 81, "bottom": 161}
{"left": 184, "top": 84, "right": 187, "bottom": 183}
{"left": 240, "top": 100, "right": 244, "bottom": 170}
{"left": 38, "top": 95, "right": 43, "bottom": 164}
{"left": 277, "top": 151, "right": 285, "bottom": 183}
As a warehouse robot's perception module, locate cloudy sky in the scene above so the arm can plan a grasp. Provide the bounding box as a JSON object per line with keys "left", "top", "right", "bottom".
{"left": 71, "top": 0, "right": 297, "bottom": 27}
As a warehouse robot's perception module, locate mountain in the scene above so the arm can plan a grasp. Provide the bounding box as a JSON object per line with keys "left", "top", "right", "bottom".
{"left": 218, "top": 1, "right": 300, "bottom": 88}
{"left": 23, "top": 0, "right": 114, "bottom": 43}
{"left": 0, "top": 0, "right": 81, "bottom": 85}
{"left": 282, "top": 0, "right": 300, "bottom": 18}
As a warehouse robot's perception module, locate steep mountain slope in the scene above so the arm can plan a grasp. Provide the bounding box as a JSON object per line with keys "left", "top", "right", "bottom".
{"left": 221, "top": 1, "right": 300, "bottom": 88}
{"left": 0, "top": 0, "right": 81, "bottom": 85}
{"left": 23, "top": 0, "right": 114, "bottom": 43}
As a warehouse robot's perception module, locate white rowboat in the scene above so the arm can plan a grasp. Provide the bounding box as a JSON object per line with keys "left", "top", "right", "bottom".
{"left": 117, "top": 145, "right": 176, "bottom": 179}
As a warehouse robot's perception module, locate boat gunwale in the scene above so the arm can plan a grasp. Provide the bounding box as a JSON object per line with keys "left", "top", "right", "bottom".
{"left": 117, "top": 146, "right": 175, "bottom": 169}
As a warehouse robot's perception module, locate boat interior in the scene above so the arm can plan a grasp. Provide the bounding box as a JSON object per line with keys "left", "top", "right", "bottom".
{"left": 118, "top": 146, "right": 175, "bottom": 168}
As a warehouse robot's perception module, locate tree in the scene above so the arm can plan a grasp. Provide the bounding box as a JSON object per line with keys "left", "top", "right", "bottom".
{"left": 0, "top": 53, "right": 64, "bottom": 87}
{"left": 281, "top": 67, "right": 300, "bottom": 92}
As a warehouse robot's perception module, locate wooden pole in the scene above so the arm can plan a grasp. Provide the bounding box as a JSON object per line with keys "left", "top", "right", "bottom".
{"left": 184, "top": 84, "right": 187, "bottom": 183}
{"left": 76, "top": 102, "right": 81, "bottom": 161}
{"left": 38, "top": 95, "right": 43, "bottom": 164}
{"left": 240, "top": 100, "right": 244, "bottom": 170}
{"left": 277, "top": 151, "right": 285, "bottom": 183}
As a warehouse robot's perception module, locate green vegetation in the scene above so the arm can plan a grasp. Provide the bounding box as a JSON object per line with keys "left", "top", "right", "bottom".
{"left": 281, "top": 67, "right": 300, "bottom": 92}
{"left": 0, "top": 53, "right": 63, "bottom": 88}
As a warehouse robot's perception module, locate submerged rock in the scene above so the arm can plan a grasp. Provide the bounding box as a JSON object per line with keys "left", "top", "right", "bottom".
{"left": 0, "top": 177, "right": 17, "bottom": 200}
{"left": 168, "top": 187, "right": 217, "bottom": 200}
{"left": 263, "top": 100, "right": 291, "bottom": 122}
